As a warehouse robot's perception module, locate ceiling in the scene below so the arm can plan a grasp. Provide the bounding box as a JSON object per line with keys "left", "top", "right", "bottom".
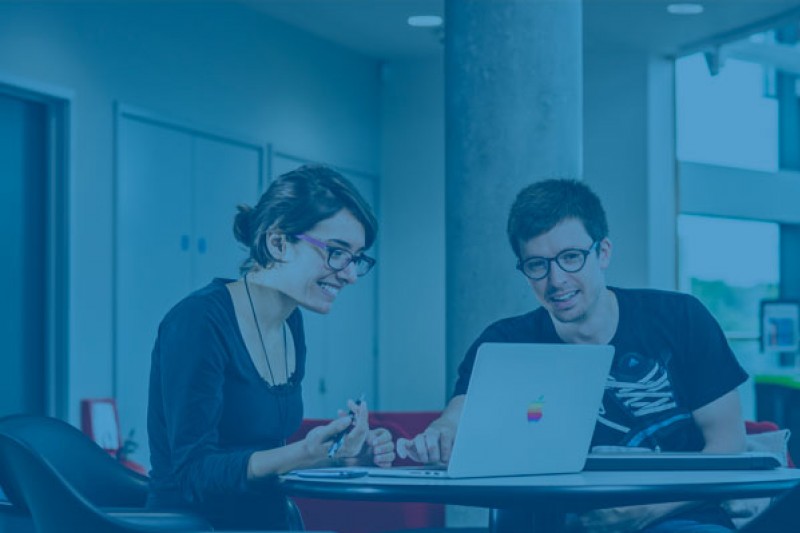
{"left": 241, "top": 0, "right": 800, "bottom": 60}
{"left": 239, "top": 0, "right": 445, "bottom": 59}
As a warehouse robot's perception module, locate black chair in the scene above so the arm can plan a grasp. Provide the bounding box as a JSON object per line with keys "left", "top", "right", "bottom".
{"left": 0, "top": 414, "right": 148, "bottom": 510}
{"left": 0, "top": 432, "right": 215, "bottom": 532}
{"left": 0, "top": 498, "right": 35, "bottom": 533}
{"left": 0, "top": 415, "right": 313, "bottom": 531}
{"left": 740, "top": 484, "right": 800, "bottom": 533}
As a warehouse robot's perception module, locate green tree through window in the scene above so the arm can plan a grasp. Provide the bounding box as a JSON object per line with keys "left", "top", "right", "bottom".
{"left": 678, "top": 215, "right": 780, "bottom": 338}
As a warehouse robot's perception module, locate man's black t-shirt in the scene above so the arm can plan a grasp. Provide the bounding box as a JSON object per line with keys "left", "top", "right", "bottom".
{"left": 453, "top": 288, "right": 748, "bottom": 452}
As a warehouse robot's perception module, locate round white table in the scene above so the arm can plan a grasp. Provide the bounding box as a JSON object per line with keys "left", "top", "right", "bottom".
{"left": 280, "top": 468, "right": 800, "bottom": 532}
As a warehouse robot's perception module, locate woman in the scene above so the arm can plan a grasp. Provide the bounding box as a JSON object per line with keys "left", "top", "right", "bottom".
{"left": 146, "top": 165, "right": 394, "bottom": 530}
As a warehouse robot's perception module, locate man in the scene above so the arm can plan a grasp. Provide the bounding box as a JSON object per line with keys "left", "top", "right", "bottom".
{"left": 398, "top": 179, "right": 747, "bottom": 533}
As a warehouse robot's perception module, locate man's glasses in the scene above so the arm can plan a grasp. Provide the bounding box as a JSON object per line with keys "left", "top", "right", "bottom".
{"left": 295, "top": 234, "right": 376, "bottom": 277}
{"left": 516, "top": 241, "right": 599, "bottom": 281}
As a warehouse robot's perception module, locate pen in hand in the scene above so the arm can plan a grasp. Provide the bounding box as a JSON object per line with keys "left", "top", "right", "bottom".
{"left": 327, "top": 394, "right": 364, "bottom": 459}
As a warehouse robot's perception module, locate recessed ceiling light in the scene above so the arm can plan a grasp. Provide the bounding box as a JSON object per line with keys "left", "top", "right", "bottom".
{"left": 667, "top": 3, "right": 704, "bottom": 15}
{"left": 407, "top": 15, "right": 443, "bottom": 28}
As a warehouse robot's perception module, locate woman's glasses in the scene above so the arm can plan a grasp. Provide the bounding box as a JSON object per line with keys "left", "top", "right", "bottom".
{"left": 296, "top": 234, "right": 376, "bottom": 277}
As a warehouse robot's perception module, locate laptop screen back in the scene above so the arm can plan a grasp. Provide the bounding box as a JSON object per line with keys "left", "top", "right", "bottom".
{"left": 447, "top": 343, "right": 615, "bottom": 478}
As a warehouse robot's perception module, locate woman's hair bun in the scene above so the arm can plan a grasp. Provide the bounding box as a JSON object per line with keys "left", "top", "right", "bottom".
{"left": 233, "top": 204, "right": 254, "bottom": 246}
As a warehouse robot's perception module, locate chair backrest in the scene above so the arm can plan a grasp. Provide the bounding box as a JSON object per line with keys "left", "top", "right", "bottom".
{"left": 0, "top": 499, "right": 35, "bottom": 533}
{"left": 0, "top": 433, "right": 150, "bottom": 533}
{"left": 0, "top": 415, "right": 148, "bottom": 510}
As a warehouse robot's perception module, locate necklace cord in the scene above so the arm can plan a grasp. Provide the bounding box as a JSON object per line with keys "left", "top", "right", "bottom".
{"left": 243, "top": 273, "right": 290, "bottom": 439}
{"left": 244, "top": 273, "right": 289, "bottom": 385}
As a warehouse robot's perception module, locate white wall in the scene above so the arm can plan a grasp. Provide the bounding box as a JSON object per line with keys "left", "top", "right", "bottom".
{"left": 646, "top": 58, "right": 678, "bottom": 291}
{"left": 584, "top": 46, "right": 677, "bottom": 290}
{"left": 378, "top": 58, "right": 447, "bottom": 409}
{"left": 584, "top": 47, "right": 650, "bottom": 288}
{"left": 0, "top": 1, "right": 381, "bottom": 425}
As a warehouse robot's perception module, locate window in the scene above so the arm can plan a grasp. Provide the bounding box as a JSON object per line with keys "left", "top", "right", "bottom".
{"left": 675, "top": 26, "right": 796, "bottom": 420}
{"left": 678, "top": 214, "right": 780, "bottom": 419}
{"left": 676, "top": 50, "right": 779, "bottom": 172}
{"left": 678, "top": 215, "right": 780, "bottom": 337}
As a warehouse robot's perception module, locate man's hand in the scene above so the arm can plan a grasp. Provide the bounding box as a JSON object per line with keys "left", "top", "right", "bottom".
{"left": 396, "top": 395, "right": 464, "bottom": 464}
{"left": 396, "top": 424, "right": 456, "bottom": 464}
{"left": 578, "top": 502, "right": 694, "bottom": 533}
{"left": 577, "top": 504, "right": 658, "bottom": 533}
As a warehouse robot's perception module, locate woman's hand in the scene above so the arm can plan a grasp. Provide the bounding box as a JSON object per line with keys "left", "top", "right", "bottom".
{"left": 330, "top": 398, "right": 369, "bottom": 459}
{"left": 301, "top": 415, "right": 356, "bottom": 464}
{"left": 299, "top": 400, "right": 396, "bottom": 467}
{"left": 353, "top": 428, "right": 395, "bottom": 468}
{"left": 300, "top": 397, "right": 367, "bottom": 463}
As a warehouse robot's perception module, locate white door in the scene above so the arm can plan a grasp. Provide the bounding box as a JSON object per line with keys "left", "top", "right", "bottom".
{"left": 116, "top": 115, "right": 263, "bottom": 467}
{"left": 116, "top": 117, "right": 194, "bottom": 466}
{"left": 193, "top": 136, "right": 262, "bottom": 284}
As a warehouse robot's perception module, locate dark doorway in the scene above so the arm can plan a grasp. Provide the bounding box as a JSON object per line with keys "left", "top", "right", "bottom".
{"left": 0, "top": 87, "right": 68, "bottom": 418}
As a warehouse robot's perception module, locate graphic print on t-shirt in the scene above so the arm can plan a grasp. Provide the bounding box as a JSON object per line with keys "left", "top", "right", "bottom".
{"left": 595, "top": 350, "right": 695, "bottom": 450}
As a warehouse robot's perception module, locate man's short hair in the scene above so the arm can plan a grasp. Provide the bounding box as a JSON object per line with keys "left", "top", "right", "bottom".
{"left": 507, "top": 179, "right": 609, "bottom": 259}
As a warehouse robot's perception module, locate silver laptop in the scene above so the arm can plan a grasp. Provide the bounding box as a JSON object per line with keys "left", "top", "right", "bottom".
{"left": 367, "top": 342, "right": 615, "bottom": 478}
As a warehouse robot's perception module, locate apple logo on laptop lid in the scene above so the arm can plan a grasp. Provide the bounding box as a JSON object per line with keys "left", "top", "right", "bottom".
{"left": 528, "top": 395, "right": 545, "bottom": 422}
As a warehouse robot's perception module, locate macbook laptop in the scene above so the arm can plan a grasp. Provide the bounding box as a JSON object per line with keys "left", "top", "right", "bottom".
{"left": 365, "top": 342, "right": 615, "bottom": 478}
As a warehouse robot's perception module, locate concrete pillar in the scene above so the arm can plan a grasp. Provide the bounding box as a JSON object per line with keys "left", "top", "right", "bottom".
{"left": 445, "top": 0, "right": 583, "bottom": 389}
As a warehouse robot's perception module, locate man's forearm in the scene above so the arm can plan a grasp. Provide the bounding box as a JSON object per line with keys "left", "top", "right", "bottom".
{"left": 431, "top": 394, "right": 465, "bottom": 430}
